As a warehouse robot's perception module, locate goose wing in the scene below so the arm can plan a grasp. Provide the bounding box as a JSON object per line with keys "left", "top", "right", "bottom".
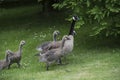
{"left": 44, "top": 50, "right": 57, "bottom": 62}
{"left": 36, "top": 41, "right": 61, "bottom": 52}
{"left": 36, "top": 41, "right": 51, "bottom": 51}
{"left": 47, "top": 41, "right": 61, "bottom": 50}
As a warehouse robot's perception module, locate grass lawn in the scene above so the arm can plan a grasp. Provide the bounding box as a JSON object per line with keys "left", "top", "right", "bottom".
{"left": 0, "top": 4, "right": 120, "bottom": 80}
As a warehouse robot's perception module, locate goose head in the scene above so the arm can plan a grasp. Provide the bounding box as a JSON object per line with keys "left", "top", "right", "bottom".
{"left": 62, "top": 35, "right": 68, "bottom": 40}
{"left": 6, "top": 50, "right": 11, "bottom": 56}
{"left": 72, "top": 16, "right": 79, "bottom": 21}
{"left": 53, "top": 30, "right": 60, "bottom": 41}
{"left": 20, "top": 40, "right": 26, "bottom": 46}
{"left": 53, "top": 30, "right": 60, "bottom": 36}
{"left": 5, "top": 50, "right": 13, "bottom": 62}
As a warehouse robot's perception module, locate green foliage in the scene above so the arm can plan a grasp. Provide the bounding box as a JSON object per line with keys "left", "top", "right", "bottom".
{"left": 53, "top": 0, "right": 120, "bottom": 37}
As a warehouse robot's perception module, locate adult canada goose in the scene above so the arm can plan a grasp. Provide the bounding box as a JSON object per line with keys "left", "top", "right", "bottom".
{"left": 0, "top": 50, "right": 11, "bottom": 70}
{"left": 64, "top": 16, "right": 79, "bottom": 54}
{"left": 36, "top": 30, "right": 60, "bottom": 52}
{"left": 7, "top": 40, "right": 26, "bottom": 69}
{"left": 39, "top": 35, "right": 69, "bottom": 70}
{"left": 57, "top": 16, "right": 79, "bottom": 64}
{"left": 57, "top": 31, "right": 76, "bottom": 64}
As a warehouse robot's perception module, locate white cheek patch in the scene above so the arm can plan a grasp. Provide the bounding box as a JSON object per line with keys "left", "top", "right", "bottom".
{"left": 72, "top": 17, "right": 75, "bottom": 20}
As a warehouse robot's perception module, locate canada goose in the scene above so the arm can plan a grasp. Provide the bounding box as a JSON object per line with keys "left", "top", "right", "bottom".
{"left": 7, "top": 40, "right": 26, "bottom": 69}
{"left": 56, "top": 31, "right": 76, "bottom": 64}
{"left": 36, "top": 30, "right": 60, "bottom": 52}
{"left": 53, "top": 30, "right": 60, "bottom": 41}
{"left": 0, "top": 50, "right": 11, "bottom": 70}
{"left": 57, "top": 16, "right": 79, "bottom": 64}
{"left": 65, "top": 16, "right": 79, "bottom": 53}
{"left": 39, "top": 35, "right": 69, "bottom": 70}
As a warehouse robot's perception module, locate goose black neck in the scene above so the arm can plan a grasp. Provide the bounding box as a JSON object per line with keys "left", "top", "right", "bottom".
{"left": 69, "top": 20, "right": 76, "bottom": 35}
{"left": 53, "top": 35, "right": 57, "bottom": 41}
{"left": 6, "top": 55, "right": 9, "bottom": 62}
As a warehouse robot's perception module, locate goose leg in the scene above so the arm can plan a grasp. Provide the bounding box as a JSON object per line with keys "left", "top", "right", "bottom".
{"left": 57, "top": 58, "right": 62, "bottom": 65}
{"left": 64, "top": 56, "right": 69, "bottom": 64}
{"left": 46, "top": 63, "right": 49, "bottom": 70}
{"left": 8, "top": 64, "right": 11, "bottom": 69}
{"left": 17, "top": 62, "right": 21, "bottom": 68}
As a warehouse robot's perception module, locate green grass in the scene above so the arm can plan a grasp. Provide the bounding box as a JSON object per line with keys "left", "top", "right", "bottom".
{"left": 0, "top": 5, "right": 120, "bottom": 80}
